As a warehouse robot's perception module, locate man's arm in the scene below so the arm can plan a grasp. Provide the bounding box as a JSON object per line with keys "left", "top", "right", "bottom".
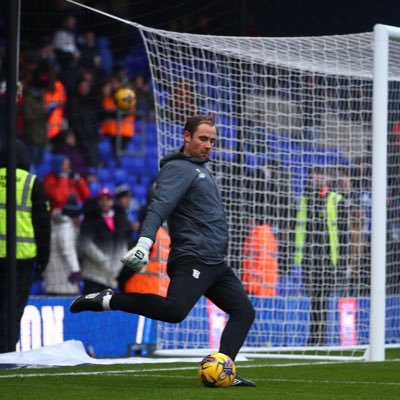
{"left": 121, "top": 161, "right": 193, "bottom": 271}
{"left": 140, "top": 161, "right": 194, "bottom": 240}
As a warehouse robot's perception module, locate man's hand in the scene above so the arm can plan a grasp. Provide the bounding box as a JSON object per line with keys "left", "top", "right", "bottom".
{"left": 120, "top": 237, "right": 154, "bottom": 272}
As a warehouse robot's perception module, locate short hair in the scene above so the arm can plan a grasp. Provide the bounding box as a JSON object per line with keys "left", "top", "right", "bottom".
{"left": 184, "top": 114, "right": 215, "bottom": 136}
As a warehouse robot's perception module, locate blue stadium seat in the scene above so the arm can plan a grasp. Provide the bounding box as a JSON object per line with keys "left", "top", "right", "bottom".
{"left": 114, "top": 168, "right": 127, "bottom": 184}
{"left": 43, "top": 151, "right": 53, "bottom": 164}
{"left": 135, "top": 119, "right": 143, "bottom": 133}
{"left": 36, "top": 163, "right": 51, "bottom": 178}
{"left": 123, "top": 46, "right": 149, "bottom": 77}
{"left": 135, "top": 184, "right": 149, "bottom": 205}
{"left": 97, "top": 168, "right": 112, "bottom": 184}
{"left": 126, "top": 173, "right": 138, "bottom": 188}
{"left": 97, "top": 37, "right": 114, "bottom": 76}
{"left": 119, "top": 156, "right": 149, "bottom": 178}
{"left": 89, "top": 181, "right": 102, "bottom": 197}
{"left": 146, "top": 145, "right": 158, "bottom": 158}
{"left": 99, "top": 136, "right": 113, "bottom": 160}
{"left": 146, "top": 121, "right": 157, "bottom": 135}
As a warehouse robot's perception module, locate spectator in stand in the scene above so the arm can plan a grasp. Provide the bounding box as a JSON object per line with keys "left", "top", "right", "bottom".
{"left": 114, "top": 183, "right": 141, "bottom": 232}
{"left": 294, "top": 166, "right": 349, "bottom": 346}
{"left": 53, "top": 14, "right": 80, "bottom": 68}
{"left": 244, "top": 159, "right": 295, "bottom": 277}
{"left": 78, "top": 188, "right": 134, "bottom": 294}
{"left": 350, "top": 156, "right": 372, "bottom": 296}
{"left": 132, "top": 74, "right": 154, "bottom": 119}
{"left": 167, "top": 79, "right": 197, "bottom": 124}
{"left": 78, "top": 30, "right": 102, "bottom": 75}
{"left": 53, "top": 129, "right": 88, "bottom": 178}
{"left": 43, "top": 194, "right": 82, "bottom": 295}
{"left": 38, "top": 37, "right": 59, "bottom": 72}
{"left": 67, "top": 77, "right": 99, "bottom": 167}
{"left": 43, "top": 154, "right": 91, "bottom": 211}
{"left": 33, "top": 62, "right": 67, "bottom": 146}
{"left": 52, "top": 14, "right": 80, "bottom": 90}
{"left": 0, "top": 140, "right": 51, "bottom": 353}
{"left": 20, "top": 82, "right": 48, "bottom": 168}
{"left": 99, "top": 77, "right": 136, "bottom": 158}
{"left": 242, "top": 221, "right": 278, "bottom": 297}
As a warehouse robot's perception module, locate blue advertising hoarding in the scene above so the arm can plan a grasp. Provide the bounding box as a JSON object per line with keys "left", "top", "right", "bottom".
{"left": 18, "top": 295, "right": 400, "bottom": 357}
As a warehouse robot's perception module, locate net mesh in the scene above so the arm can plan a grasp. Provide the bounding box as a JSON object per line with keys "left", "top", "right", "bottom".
{"left": 136, "top": 26, "right": 400, "bottom": 356}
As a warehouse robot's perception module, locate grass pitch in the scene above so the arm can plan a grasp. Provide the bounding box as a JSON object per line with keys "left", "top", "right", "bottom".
{"left": 1, "top": 349, "right": 399, "bottom": 400}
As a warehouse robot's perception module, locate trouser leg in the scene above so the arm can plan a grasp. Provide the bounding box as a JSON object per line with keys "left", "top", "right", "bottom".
{"left": 110, "top": 262, "right": 217, "bottom": 323}
{"left": 205, "top": 265, "right": 255, "bottom": 361}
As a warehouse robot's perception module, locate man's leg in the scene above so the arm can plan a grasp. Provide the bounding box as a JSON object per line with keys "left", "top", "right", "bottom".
{"left": 204, "top": 265, "right": 255, "bottom": 361}
{"left": 71, "top": 262, "right": 218, "bottom": 323}
{"left": 204, "top": 264, "right": 256, "bottom": 387}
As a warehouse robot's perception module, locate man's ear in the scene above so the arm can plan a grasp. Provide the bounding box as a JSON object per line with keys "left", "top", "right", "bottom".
{"left": 184, "top": 130, "right": 191, "bottom": 143}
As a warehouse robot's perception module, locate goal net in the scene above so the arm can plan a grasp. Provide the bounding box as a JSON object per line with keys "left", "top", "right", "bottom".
{"left": 133, "top": 25, "right": 400, "bottom": 360}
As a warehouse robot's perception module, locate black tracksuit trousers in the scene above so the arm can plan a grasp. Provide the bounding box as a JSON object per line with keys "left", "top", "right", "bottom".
{"left": 110, "top": 258, "right": 255, "bottom": 361}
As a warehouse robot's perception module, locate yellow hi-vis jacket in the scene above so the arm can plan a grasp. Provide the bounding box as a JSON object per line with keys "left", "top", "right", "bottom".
{"left": 294, "top": 191, "right": 343, "bottom": 267}
{"left": 0, "top": 168, "right": 37, "bottom": 259}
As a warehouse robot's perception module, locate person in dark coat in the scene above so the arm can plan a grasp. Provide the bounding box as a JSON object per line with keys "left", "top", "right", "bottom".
{"left": 78, "top": 187, "right": 134, "bottom": 294}
{"left": 67, "top": 78, "right": 99, "bottom": 167}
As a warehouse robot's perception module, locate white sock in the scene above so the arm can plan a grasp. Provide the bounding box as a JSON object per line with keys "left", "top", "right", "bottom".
{"left": 102, "top": 293, "right": 113, "bottom": 310}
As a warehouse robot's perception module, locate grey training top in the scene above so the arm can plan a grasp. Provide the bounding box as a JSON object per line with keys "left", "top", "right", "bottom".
{"left": 140, "top": 148, "right": 228, "bottom": 264}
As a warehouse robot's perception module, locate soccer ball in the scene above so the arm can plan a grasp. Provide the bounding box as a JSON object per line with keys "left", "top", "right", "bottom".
{"left": 198, "top": 352, "right": 236, "bottom": 388}
{"left": 114, "top": 87, "right": 136, "bottom": 112}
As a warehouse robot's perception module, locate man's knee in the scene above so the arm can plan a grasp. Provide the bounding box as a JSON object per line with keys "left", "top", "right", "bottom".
{"left": 165, "top": 307, "right": 188, "bottom": 323}
{"left": 232, "top": 299, "right": 255, "bottom": 328}
{"left": 162, "top": 300, "right": 189, "bottom": 323}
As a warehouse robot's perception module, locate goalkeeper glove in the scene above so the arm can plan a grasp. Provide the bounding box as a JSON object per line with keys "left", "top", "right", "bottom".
{"left": 120, "top": 237, "right": 154, "bottom": 272}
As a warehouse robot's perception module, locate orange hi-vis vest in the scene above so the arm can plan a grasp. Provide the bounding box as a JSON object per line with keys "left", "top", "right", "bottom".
{"left": 100, "top": 95, "right": 135, "bottom": 138}
{"left": 242, "top": 224, "right": 278, "bottom": 297}
{"left": 124, "top": 227, "right": 170, "bottom": 296}
{"left": 43, "top": 80, "right": 66, "bottom": 139}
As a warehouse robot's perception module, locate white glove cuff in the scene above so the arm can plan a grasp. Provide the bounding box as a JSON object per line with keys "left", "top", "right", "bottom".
{"left": 138, "top": 236, "right": 154, "bottom": 250}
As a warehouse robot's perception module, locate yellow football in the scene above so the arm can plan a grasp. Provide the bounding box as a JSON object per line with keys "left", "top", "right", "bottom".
{"left": 198, "top": 352, "right": 236, "bottom": 388}
{"left": 114, "top": 87, "right": 136, "bottom": 111}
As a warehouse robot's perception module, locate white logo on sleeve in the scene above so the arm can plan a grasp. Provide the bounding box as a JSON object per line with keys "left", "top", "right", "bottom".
{"left": 192, "top": 269, "right": 200, "bottom": 279}
{"left": 195, "top": 168, "right": 206, "bottom": 178}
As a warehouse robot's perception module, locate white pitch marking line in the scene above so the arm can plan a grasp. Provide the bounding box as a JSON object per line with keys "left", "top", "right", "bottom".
{"left": 1, "top": 359, "right": 399, "bottom": 381}
{"left": 3, "top": 370, "right": 399, "bottom": 387}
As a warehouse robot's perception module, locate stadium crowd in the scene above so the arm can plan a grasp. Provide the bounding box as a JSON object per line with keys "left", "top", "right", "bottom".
{"left": 0, "top": 7, "right": 162, "bottom": 296}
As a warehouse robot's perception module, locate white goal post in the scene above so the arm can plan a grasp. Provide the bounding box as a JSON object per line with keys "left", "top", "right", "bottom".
{"left": 66, "top": 1, "right": 400, "bottom": 362}
{"left": 370, "top": 24, "right": 400, "bottom": 362}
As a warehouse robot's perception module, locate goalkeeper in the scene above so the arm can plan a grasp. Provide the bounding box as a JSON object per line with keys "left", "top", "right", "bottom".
{"left": 70, "top": 114, "right": 256, "bottom": 387}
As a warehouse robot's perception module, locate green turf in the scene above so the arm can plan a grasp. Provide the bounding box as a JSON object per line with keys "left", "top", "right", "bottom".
{"left": 1, "top": 349, "right": 399, "bottom": 400}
